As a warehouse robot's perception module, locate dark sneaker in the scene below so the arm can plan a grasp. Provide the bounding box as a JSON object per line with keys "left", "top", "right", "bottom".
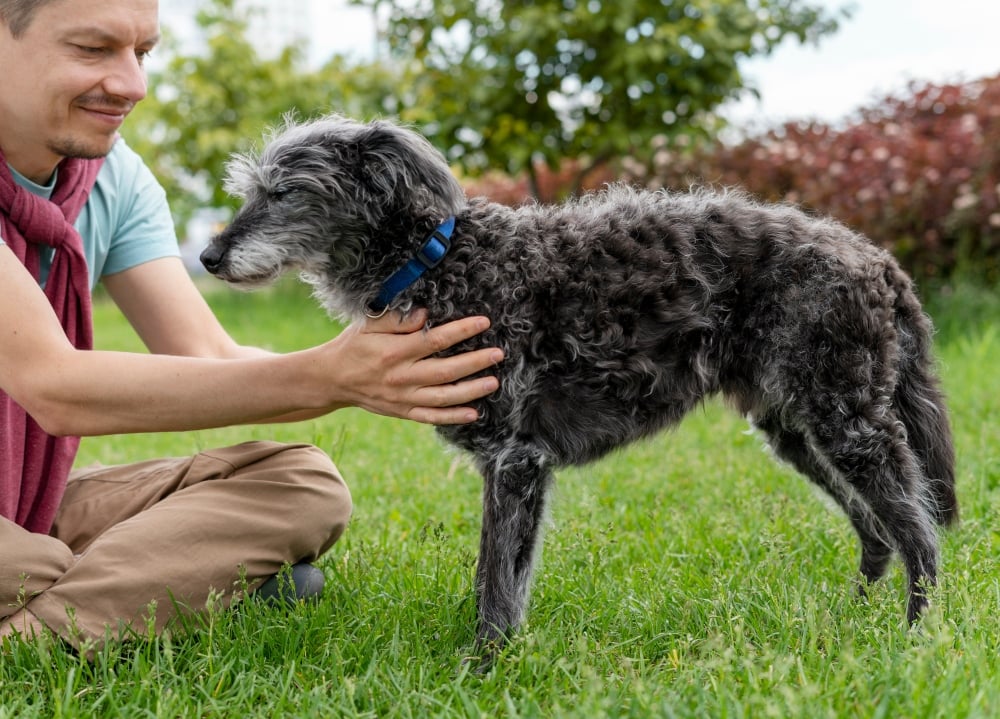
{"left": 255, "top": 562, "right": 325, "bottom": 605}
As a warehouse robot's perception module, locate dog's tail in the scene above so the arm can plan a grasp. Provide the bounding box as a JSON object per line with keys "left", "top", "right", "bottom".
{"left": 890, "top": 268, "right": 958, "bottom": 526}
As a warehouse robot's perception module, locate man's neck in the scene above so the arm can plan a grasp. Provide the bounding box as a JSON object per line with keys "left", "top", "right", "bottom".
{"left": 0, "top": 139, "right": 62, "bottom": 186}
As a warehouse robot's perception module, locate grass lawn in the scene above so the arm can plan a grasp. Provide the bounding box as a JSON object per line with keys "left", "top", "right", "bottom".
{"left": 2, "top": 278, "right": 998, "bottom": 718}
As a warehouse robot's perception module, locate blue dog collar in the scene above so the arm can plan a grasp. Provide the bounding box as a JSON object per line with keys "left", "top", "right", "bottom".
{"left": 366, "top": 216, "right": 456, "bottom": 318}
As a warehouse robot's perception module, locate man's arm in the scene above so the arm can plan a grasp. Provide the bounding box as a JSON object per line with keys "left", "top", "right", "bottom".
{"left": 101, "top": 256, "right": 267, "bottom": 359}
{"left": 105, "top": 257, "right": 320, "bottom": 423}
{"left": 0, "top": 247, "right": 502, "bottom": 436}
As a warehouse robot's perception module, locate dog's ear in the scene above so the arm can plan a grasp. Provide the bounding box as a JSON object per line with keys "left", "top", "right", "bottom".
{"left": 355, "top": 120, "right": 466, "bottom": 223}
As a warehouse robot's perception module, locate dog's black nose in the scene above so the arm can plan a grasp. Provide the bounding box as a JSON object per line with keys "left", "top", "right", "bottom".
{"left": 200, "top": 244, "right": 225, "bottom": 274}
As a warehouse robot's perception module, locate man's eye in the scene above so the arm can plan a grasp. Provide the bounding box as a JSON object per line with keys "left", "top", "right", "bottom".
{"left": 75, "top": 44, "right": 105, "bottom": 55}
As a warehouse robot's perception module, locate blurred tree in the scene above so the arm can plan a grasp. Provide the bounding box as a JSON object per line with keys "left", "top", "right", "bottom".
{"left": 121, "top": 0, "right": 401, "bottom": 229}
{"left": 123, "top": 0, "right": 846, "bottom": 226}
{"left": 352, "top": 0, "right": 844, "bottom": 199}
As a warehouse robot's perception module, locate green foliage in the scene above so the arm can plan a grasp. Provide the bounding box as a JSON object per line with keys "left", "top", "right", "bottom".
{"left": 121, "top": 0, "right": 402, "bottom": 229}
{"left": 353, "top": 0, "right": 843, "bottom": 197}
{"left": 121, "top": 0, "right": 844, "bottom": 223}
{"left": 3, "top": 279, "right": 999, "bottom": 717}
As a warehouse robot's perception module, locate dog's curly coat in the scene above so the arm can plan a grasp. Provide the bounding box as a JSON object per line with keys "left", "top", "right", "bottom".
{"left": 202, "top": 115, "right": 957, "bottom": 656}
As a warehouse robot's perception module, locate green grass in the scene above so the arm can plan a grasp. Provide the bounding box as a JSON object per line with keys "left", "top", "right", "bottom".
{"left": 3, "top": 277, "right": 999, "bottom": 718}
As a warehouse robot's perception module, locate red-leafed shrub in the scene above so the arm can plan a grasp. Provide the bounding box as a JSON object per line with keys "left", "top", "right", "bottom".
{"left": 460, "top": 160, "right": 617, "bottom": 206}
{"left": 628, "top": 74, "right": 1000, "bottom": 280}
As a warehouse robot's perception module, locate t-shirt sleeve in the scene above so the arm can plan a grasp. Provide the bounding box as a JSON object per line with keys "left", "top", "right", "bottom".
{"left": 99, "top": 140, "right": 181, "bottom": 277}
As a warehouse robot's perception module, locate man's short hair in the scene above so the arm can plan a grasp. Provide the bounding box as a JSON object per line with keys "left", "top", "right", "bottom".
{"left": 0, "top": 0, "right": 55, "bottom": 38}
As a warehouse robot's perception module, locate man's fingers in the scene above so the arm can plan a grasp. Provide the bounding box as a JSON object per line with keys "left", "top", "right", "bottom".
{"left": 365, "top": 310, "right": 491, "bottom": 345}
{"left": 413, "top": 347, "right": 504, "bottom": 387}
{"left": 419, "top": 374, "right": 499, "bottom": 407}
{"left": 408, "top": 405, "right": 481, "bottom": 425}
{"left": 363, "top": 313, "right": 494, "bottom": 356}
{"left": 361, "top": 308, "right": 426, "bottom": 334}
{"left": 422, "top": 316, "right": 493, "bottom": 353}
{"left": 406, "top": 348, "right": 503, "bottom": 425}
{"left": 407, "top": 374, "right": 499, "bottom": 424}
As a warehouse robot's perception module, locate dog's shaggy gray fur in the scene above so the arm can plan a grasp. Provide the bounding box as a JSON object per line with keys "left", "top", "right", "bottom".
{"left": 202, "top": 115, "right": 957, "bottom": 657}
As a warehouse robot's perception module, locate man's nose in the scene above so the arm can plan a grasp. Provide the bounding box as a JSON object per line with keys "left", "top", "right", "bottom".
{"left": 103, "top": 51, "right": 148, "bottom": 105}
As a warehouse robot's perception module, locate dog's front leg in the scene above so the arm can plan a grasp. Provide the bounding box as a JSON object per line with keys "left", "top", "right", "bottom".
{"left": 472, "top": 444, "right": 553, "bottom": 665}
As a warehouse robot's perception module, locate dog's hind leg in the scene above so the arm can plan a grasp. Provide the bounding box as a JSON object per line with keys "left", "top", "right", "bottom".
{"left": 472, "top": 442, "right": 553, "bottom": 660}
{"left": 804, "top": 408, "right": 940, "bottom": 624}
{"left": 754, "top": 412, "right": 895, "bottom": 587}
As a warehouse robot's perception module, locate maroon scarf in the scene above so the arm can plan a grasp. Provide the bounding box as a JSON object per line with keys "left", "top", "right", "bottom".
{"left": 0, "top": 151, "right": 102, "bottom": 533}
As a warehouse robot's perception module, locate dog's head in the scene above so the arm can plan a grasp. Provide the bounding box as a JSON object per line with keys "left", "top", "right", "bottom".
{"left": 200, "top": 115, "right": 467, "bottom": 296}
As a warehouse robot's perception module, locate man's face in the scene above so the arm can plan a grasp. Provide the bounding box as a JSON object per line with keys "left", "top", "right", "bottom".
{"left": 0, "top": 0, "right": 160, "bottom": 181}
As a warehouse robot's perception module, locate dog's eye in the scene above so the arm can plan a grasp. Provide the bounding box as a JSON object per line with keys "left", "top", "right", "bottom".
{"left": 269, "top": 185, "right": 292, "bottom": 201}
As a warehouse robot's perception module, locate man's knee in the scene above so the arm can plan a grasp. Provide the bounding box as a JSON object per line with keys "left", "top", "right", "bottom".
{"left": 0, "top": 518, "right": 74, "bottom": 619}
{"left": 273, "top": 444, "right": 353, "bottom": 555}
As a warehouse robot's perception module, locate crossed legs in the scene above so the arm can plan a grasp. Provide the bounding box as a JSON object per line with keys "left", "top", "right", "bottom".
{"left": 1, "top": 441, "right": 351, "bottom": 648}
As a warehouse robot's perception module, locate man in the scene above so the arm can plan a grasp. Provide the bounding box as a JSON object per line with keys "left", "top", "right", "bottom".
{"left": 0, "top": 0, "right": 502, "bottom": 647}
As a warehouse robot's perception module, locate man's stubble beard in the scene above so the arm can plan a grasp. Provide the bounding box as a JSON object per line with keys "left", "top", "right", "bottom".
{"left": 49, "top": 94, "right": 133, "bottom": 160}
{"left": 47, "top": 135, "right": 115, "bottom": 161}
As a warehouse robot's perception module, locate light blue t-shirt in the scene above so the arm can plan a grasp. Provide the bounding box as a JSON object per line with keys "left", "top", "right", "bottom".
{"left": 1, "top": 138, "right": 180, "bottom": 290}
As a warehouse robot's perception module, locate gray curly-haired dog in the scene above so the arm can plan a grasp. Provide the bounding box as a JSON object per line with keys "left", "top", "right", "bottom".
{"left": 201, "top": 115, "right": 957, "bottom": 659}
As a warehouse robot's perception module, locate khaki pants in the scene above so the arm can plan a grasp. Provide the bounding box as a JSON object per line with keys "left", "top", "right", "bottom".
{"left": 0, "top": 441, "right": 351, "bottom": 647}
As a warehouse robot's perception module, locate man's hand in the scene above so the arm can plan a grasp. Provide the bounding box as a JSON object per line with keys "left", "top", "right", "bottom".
{"left": 326, "top": 309, "right": 503, "bottom": 425}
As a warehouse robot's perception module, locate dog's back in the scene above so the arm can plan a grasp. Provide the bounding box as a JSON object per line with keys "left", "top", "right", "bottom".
{"left": 435, "top": 186, "right": 934, "bottom": 467}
